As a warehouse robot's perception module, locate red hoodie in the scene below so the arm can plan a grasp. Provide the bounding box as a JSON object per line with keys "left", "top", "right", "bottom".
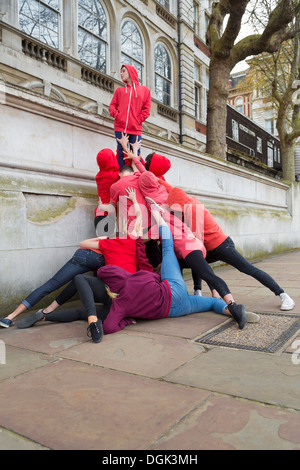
{"left": 148, "top": 154, "right": 171, "bottom": 181}
{"left": 109, "top": 64, "right": 151, "bottom": 135}
{"left": 95, "top": 148, "right": 119, "bottom": 216}
{"left": 167, "top": 187, "right": 227, "bottom": 252}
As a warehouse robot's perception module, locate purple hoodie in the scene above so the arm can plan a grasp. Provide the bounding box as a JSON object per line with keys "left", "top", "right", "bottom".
{"left": 97, "top": 265, "right": 171, "bottom": 334}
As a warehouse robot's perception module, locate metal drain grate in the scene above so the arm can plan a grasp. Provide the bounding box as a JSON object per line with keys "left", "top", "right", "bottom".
{"left": 195, "top": 313, "right": 300, "bottom": 353}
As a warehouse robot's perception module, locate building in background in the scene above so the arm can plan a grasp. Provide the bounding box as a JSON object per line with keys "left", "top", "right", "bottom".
{"left": 0, "top": 0, "right": 213, "bottom": 148}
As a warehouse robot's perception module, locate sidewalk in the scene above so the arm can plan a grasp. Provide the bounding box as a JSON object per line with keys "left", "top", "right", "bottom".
{"left": 0, "top": 249, "right": 300, "bottom": 451}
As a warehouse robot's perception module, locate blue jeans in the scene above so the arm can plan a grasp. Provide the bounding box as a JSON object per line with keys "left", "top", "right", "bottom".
{"left": 22, "top": 249, "right": 105, "bottom": 310}
{"left": 115, "top": 131, "right": 141, "bottom": 168}
{"left": 159, "top": 226, "right": 227, "bottom": 317}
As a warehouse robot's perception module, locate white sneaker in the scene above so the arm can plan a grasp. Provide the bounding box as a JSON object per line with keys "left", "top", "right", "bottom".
{"left": 194, "top": 289, "right": 202, "bottom": 296}
{"left": 280, "top": 293, "right": 295, "bottom": 311}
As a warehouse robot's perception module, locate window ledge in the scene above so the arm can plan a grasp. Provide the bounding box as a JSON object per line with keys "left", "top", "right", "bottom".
{"left": 154, "top": 2, "right": 177, "bottom": 29}
{"left": 156, "top": 101, "right": 178, "bottom": 121}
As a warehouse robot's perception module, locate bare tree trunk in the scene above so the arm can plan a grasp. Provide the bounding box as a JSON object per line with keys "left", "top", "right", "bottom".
{"left": 206, "top": 57, "right": 231, "bottom": 159}
{"left": 280, "top": 137, "right": 296, "bottom": 181}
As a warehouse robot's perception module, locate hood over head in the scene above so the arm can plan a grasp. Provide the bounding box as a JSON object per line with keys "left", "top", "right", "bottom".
{"left": 148, "top": 154, "right": 171, "bottom": 179}
{"left": 167, "top": 187, "right": 190, "bottom": 212}
{"left": 96, "top": 148, "right": 119, "bottom": 172}
{"left": 97, "top": 265, "right": 131, "bottom": 294}
{"left": 121, "top": 64, "right": 140, "bottom": 86}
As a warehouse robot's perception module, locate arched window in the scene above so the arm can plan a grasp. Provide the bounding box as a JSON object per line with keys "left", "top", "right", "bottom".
{"left": 154, "top": 43, "right": 172, "bottom": 106}
{"left": 236, "top": 96, "right": 244, "bottom": 114}
{"left": 121, "top": 20, "right": 144, "bottom": 83}
{"left": 19, "top": 0, "right": 61, "bottom": 49}
{"left": 78, "top": 0, "right": 108, "bottom": 73}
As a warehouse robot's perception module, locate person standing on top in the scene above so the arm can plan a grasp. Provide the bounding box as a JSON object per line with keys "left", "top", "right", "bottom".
{"left": 109, "top": 64, "right": 151, "bottom": 168}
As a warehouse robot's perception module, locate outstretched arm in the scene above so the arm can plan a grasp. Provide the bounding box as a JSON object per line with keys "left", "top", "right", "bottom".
{"left": 125, "top": 187, "right": 143, "bottom": 237}
{"left": 97, "top": 197, "right": 116, "bottom": 215}
{"left": 80, "top": 237, "right": 102, "bottom": 250}
{"left": 116, "top": 132, "right": 129, "bottom": 154}
{"left": 124, "top": 138, "right": 145, "bottom": 173}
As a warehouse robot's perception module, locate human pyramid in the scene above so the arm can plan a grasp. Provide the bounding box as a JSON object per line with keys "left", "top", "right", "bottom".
{"left": 0, "top": 65, "right": 295, "bottom": 342}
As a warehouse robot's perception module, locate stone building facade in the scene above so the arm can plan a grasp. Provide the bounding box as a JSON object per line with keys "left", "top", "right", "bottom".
{"left": 0, "top": 0, "right": 299, "bottom": 311}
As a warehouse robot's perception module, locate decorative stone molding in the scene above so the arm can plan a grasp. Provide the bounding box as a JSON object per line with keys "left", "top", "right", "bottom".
{"left": 157, "top": 129, "right": 179, "bottom": 143}
{"left": 157, "top": 102, "right": 178, "bottom": 122}
{"left": 22, "top": 37, "right": 67, "bottom": 72}
{"left": 20, "top": 79, "right": 68, "bottom": 102}
{"left": 155, "top": 3, "right": 177, "bottom": 29}
{"left": 81, "top": 66, "right": 114, "bottom": 92}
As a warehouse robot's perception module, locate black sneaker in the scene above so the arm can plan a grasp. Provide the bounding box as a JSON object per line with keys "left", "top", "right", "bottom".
{"left": 87, "top": 320, "right": 103, "bottom": 343}
{"left": 17, "top": 309, "right": 45, "bottom": 329}
{"left": 227, "top": 303, "right": 246, "bottom": 330}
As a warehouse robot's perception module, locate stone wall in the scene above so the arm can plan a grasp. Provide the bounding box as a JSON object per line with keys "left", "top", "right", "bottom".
{"left": 1, "top": 86, "right": 299, "bottom": 312}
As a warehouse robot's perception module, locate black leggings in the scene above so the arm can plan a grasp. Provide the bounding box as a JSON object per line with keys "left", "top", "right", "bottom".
{"left": 45, "top": 305, "right": 110, "bottom": 323}
{"left": 184, "top": 250, "right": 231, "bottom": 298}
{"left": 45, "top": 275, "right": 111, "bottom": 323}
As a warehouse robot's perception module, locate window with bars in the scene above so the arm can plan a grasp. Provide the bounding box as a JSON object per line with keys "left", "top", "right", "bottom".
{"left": 19, "top": 0, "right": 61, "bottom": 49}
{"left": 154, "top": 43, "right": 171, "bottom": 106}
{"left": 78, "top": 0, "right": 108, "bottom": 73}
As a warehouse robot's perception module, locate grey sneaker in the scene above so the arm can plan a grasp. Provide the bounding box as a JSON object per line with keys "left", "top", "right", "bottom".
{"left": 246, "top": 312, "right": 260, "bottom": 323}
{"left": 17, "top": 309, "right": 45, "bottom": 329}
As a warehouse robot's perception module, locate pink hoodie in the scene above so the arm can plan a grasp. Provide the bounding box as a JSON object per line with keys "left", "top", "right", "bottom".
{"left": 109, "top": 64, "right": 151, "bottom": 135}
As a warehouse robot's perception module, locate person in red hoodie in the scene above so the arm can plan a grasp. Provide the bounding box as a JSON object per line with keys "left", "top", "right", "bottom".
{"left": 99, "top": 209, "right": 245, "bottom": 336}
{"left": 94, "top": 148, "right": 119, "bottom": 236}
{"left": 144, "top": 152, "right": 171, "bottom": 181}
{"left": 109, "top": 64, "right": 151, "bottom": 169}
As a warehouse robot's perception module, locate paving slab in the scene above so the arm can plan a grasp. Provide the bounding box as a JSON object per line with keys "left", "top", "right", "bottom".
{"left": 0, "top": 360, "right": 210, "bottom": 450}
{"left": 0, "top": 427, "right": 48, "bottom": 450}
{"left": 152, "top": 395, "right": 300, "bottom": 450}
{"left": 0, "top": 321, "right": 90, "bottom": 355}
{"left": 0, "top": 249, "right": 299, "bottom": 450}
{"left": 0, "top": 345, "right": 55, "bottom": 381}
{"left": 127, "top": 311, "right": 227, "bottom": 339}
{"left": 165, "top": 348, "right": 300, "bottom": 411}
{"left": 58, "top": 330, "right": 205, "bottom": 378}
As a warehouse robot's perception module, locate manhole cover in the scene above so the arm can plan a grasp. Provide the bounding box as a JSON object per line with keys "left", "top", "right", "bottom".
{"left": 195, "top": 313, "right": 300, "bottom": 353}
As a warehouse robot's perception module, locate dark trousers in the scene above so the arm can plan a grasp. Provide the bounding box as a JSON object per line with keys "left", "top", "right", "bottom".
{"left": 45, "top": 275, "right": 111, "bottom": 323}
{"left": 22, "top": 249, "right": 105, "bottom": 310}
{"left": 198, "top": 237, "right": 284, "bottom": 296}
{"left": 184, "top": 250, "right": 231, "bottom": 299}
{"left": 115, "top": 131, "right": 141, "bottom": 168}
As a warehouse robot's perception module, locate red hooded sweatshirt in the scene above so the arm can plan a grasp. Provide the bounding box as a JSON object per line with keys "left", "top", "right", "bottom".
{"left": 147, "top": 154, "right": 171, "bottom": 181}
{"left": 95, "top": 148, "right": 119, "bottom": 216}
{"left": 109, "top": 64, "right": 151, "bottom": 135}
{"left": 167, "top": 187, "right": 227, "bottom": 252}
